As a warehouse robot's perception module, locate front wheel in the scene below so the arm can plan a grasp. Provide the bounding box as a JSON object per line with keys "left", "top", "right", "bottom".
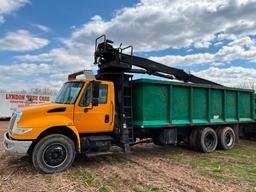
{"left": 32, "top": 134, "right": 75, "bottom": 173}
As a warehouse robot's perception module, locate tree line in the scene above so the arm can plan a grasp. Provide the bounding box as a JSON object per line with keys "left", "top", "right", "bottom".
{"left": 0, "top": 88, "right": 58, "bottom": 95}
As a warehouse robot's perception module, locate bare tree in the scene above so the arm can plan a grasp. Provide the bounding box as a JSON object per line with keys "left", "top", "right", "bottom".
{"left": 0, "top": 88, "right": 58, "bottom": 95}
{"left": 238, "top": 81, "right": 256, "bottom": 92}
{"left": 0, "top": 89, "right": 7, "bottom": 93}
{"left": 29, "top": 88, "right": 58, "bottom": 95}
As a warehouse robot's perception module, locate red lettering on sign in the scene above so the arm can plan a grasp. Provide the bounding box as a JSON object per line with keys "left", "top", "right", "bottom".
{"left": 39, "top": 96, "right": 50, "bottom": 101}
{"left": 6, "top": 94, "right": 25, "bottom": 100}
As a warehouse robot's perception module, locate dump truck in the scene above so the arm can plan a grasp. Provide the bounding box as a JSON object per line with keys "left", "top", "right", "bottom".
{"left": 3, "top": 35, "right": 256, "bottom": 173}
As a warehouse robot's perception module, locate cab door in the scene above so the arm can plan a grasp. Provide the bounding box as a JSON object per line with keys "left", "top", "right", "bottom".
{"left": 74, "top": 81, "right": 115, "bottom": 133}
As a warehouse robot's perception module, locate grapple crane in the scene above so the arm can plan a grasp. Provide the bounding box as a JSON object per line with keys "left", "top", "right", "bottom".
{"left": 94, "top": 35, "right": 222, "bottom": 86}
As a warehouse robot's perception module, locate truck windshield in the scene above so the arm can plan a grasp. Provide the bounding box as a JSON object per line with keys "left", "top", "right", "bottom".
{"left": 55, "top": 82, "right": 84, "bottom": 104}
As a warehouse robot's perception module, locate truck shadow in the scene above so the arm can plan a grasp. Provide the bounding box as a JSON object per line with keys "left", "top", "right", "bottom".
{"left": 72, "top": 143, "right": 194, "bottom": 169}
{"left": 0, "top": 143, "right": 191, "bottom": 176}
{"left": 72, "top": 139, "right": 256, "bottom": 169}
{"left": 1, "top": 140, "right": 253, "bottom": 175}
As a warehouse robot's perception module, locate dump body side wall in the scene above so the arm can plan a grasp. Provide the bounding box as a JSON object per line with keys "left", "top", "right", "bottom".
{"left": 132, "top": 79, "right": 255, "bottom": 128}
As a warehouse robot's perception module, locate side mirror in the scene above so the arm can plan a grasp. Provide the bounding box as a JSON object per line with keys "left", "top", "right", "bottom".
{"left": 92, "top": 98, "right": 99, "bottom": 106}
{"left": 92, "top": 81, "right": 100, "bottom": 106}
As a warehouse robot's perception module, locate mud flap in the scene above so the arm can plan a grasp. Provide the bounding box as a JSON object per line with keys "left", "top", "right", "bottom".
{"left": 234, "top": 124, "right": 240, "bottom": 145}
{"left": 158, "top": 128, "right": 177, "bottom": 145}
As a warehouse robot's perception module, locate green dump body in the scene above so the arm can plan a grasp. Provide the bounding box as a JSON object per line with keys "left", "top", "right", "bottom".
{"left": 132, "top": 79, "right": 255, "bottom": 128}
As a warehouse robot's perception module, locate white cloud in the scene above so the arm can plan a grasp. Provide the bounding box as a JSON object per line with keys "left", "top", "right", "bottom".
{"left": 0, "top": 15, "right": 4, "bottom": 24}
{"left": 149, "top": 36, "right": 256, "bottom": 67}
{"left": 193, "top": 66, "right": 256, "bottom": 87}
{"left": 0, "top": 0, "right": 29, "bottom": 24}
{"left": 32, "top": 78, "right": 63, "bottom": 89}
{"left": 0, "top": 63, "right": 62, "bottom": 91}
{"left": 33, "top": 24, "right": 50, "bottom": 32}
{"left": 16, "top": 53, "right": 52, "bottom": 62}
{"left": 16, "top": 48, "right": 91, "bottom": 70}
{"left": 213, "top": 42, "right": 223, "bottom": 47}
{"left": 16, "top": 1, "right": 256, "bottom": 69}
{"left": 0, "top": 63, "right": 53, "bottom": 76}
{"left": 63, "top": 0, "right": 256, "bottom": 52}
{"left": 9, "top": 0, "right": 256, "bottom": 91}
{"left": 149, "top": 53, "right": 215, "bottom": 66}
{"left": 0, "top": 78, "right": 63, "bottom": 91}
{"left": 216, "top": 33, "right": 237, "bottom": 41}
{"left": 228, "top": 36, "right": 255, "bottom": 47}
{"left": 0, "top": 30, "right": 49, "bottom": 51}
{"left": 194, "top": 41, "right": 211, "bottom": 49}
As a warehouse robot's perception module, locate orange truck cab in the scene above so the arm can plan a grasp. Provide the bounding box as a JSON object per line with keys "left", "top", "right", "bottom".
{"left": 4, "top": 79, "right": 116, "bottom": 173}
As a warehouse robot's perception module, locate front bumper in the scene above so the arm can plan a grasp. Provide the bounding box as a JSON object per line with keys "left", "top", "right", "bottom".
{"left": 3, "top": 132, "right": 33, "bottom": 156}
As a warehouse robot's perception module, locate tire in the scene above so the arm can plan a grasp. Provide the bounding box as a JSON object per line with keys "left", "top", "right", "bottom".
{"left": 198, "top": 127, "right": 217, "bottom": 153}
{"left": 152, "top": 135, "right": 164, "bottom": 146}
{"left": 32, "top": 134, "right": 75, "bottom": 173}
{"left": 217, "top": 127, "right": 235, "bottom": 150}
{"left": 176, "top": 135, "right": 183, "bottom": 145}
{"left": 189, "top": 128, "right": 199, "bottom": 150}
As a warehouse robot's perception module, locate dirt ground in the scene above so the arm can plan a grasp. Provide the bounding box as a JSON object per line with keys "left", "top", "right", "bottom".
{"left": 0, "top": 121, "right": 253, "bottom": 192}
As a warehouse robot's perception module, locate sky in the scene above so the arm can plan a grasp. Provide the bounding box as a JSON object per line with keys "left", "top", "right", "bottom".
{"left": 1, "top": 0, "right": 256, "bottom": 91}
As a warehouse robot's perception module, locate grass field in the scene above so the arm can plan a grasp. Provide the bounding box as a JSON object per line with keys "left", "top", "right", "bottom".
{"left": 66, "top": 141, "right": 256, "bottom": 192}
{"left": 169, "top": 142, "right": 256, "bottom": 191}
{"left": 1, "top": 120, "right": 256, "bottom": 192}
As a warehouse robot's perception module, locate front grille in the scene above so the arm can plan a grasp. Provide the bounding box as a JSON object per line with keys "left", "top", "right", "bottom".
{"left": 9, "top": 113, "right": 17, "bottom": 131}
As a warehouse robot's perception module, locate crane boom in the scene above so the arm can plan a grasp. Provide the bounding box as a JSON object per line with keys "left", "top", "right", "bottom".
{"left": 94, "top": 35, "right": 222, "bottom": 86}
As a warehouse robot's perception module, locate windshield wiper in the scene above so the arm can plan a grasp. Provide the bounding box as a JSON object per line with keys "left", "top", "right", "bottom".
{"left": 54, "top": 101, "right": 63, "bottom": 104}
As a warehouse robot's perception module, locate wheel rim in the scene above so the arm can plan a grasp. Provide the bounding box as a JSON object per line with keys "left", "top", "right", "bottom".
{"left": 43, "top": 143, "right": 67, "bottom": 167}
{"left": 204, "top": 132, "right": 215, "bottom": 150}
{"left": 225, "top": 131, "right": 233, "bottom": 147}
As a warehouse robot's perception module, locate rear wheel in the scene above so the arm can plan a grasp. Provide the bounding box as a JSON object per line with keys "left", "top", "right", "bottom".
{"left": 217, "top": 127, "right": 235, "bottom": 150}
{"left": 198, "top": 127, "right": 217, "bottom": 153}
{"left": 189, "top": 128, "right": 199, "bottom": 150}
{"left": 32, "top": 134, "right": 75, "bottom": 173}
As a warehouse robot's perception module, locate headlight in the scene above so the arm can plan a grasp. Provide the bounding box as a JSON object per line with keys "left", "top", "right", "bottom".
{"left": 9, "top": 109, "right": 33, "bottom": 135}
{"left": 11, "top": 127, "right": 33, "bottom": 135}
{"left": 9, "top": 109, "right": 23, "bottom": 131}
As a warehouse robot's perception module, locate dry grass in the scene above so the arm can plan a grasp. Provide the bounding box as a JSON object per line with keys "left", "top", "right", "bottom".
{"left": 1, "top": 121, "right": 255, "bottom": 192}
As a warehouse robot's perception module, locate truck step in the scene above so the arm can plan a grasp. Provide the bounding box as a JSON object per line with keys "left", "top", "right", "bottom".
{"left": 85, "top": 151, "right": 113, "bottom": 158}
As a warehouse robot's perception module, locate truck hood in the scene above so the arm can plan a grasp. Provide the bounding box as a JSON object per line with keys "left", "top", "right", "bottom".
{"left": 17, "top": 103, "right": 74, "bottom": 128}
{"left": 21, "top": 103, "right": 68, "bottom": 113}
